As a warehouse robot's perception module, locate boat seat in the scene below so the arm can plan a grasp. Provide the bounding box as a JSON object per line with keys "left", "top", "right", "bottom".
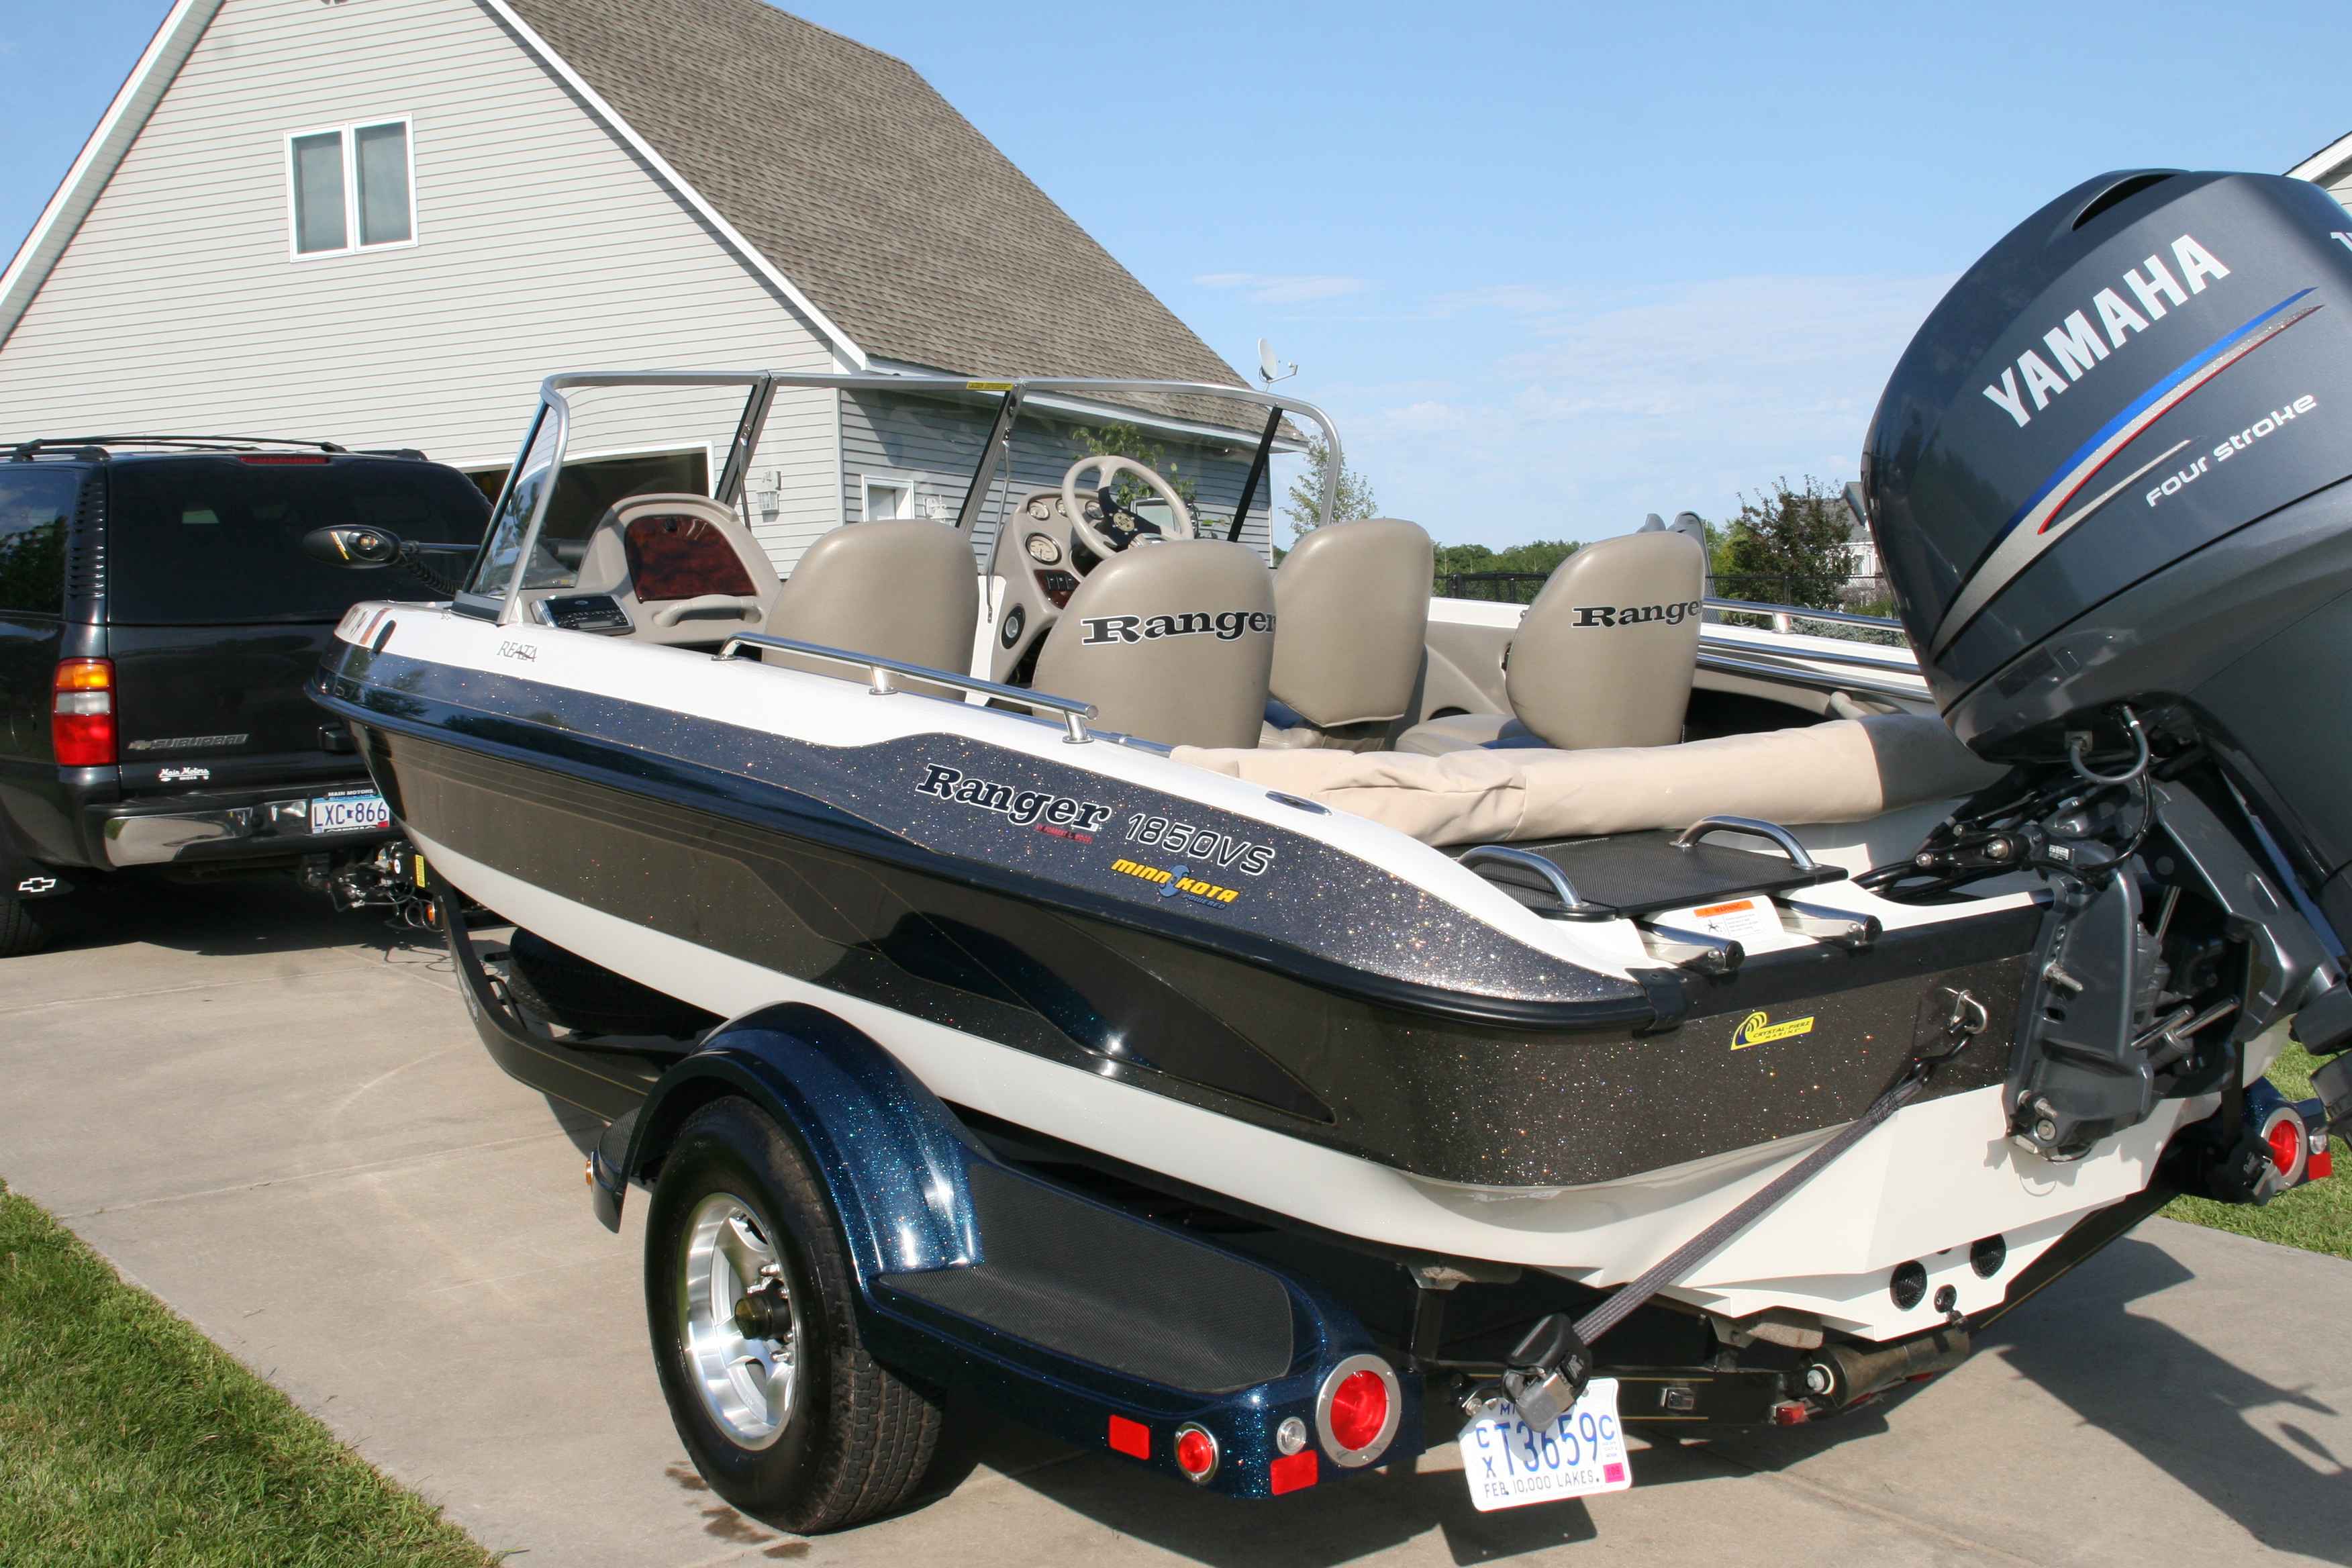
{"left": 1259, "top": 518, "right": 1434, "bottom": 751}
{"left": 1397, "top": 530, "right": 1705, "bottom": 755}
{"left": 564, "top": 493, "right": 782, "bottom": 648}
{"left": 765, "top": 519, "right": 980, "bottom": 690}
{"left": 1174, "top": 713, "right": 2006, "bottom": 848}
{"left": 1032, "top": 540, "right": 1275, "bottom": 749}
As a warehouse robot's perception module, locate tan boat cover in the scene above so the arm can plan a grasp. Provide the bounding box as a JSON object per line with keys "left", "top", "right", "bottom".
{"left": 1173, "top": 714, "right": 2005, "bottom": 847}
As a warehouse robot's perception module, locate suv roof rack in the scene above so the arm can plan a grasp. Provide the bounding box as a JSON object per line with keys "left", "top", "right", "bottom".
{"left": 1, "top": 434, "right": 425, "bottom": 462}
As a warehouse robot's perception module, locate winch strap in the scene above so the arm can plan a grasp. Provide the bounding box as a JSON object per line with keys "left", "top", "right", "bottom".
{"left": 1573, "top": 1060, "right": 1943, "bottom": 1349}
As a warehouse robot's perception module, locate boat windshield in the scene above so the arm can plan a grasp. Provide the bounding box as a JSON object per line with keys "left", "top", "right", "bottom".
{"left": 454, "top": 373, "right": 1336, "bottom": 623}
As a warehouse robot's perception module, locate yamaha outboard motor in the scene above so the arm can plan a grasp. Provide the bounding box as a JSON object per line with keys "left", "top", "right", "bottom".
{"left": 1861, "top": 169, "right": 2352, "bottom": 1171}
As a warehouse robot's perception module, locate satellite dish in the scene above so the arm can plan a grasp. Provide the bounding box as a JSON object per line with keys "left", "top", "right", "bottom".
{"left": 1255, "top": 338, "right": 1297, "bottom": 386}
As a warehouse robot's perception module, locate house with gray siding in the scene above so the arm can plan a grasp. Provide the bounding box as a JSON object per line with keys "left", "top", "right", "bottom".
{"left": 0, "top": 0, "right": 1277, "bottom": 573}
{"left": 2290, "top": 132, "right": 2352, "bottom": 209}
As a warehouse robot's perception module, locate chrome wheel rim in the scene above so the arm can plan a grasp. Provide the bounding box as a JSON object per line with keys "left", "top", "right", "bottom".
{"left": 681, "top": 1192, "right": 798, "bottom": 1449}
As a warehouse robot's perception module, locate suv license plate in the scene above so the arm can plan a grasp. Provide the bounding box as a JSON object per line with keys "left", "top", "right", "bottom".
{"left": 311, "top": 792, "right": 391, "bottom": 834}
{"left": 1458, "top": 1379, "right": 1632, "bottom": 1512}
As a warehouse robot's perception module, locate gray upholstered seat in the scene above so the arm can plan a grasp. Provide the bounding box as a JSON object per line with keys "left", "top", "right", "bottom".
{"left": 1259, "top": 518, "right": 1434, "bottom": 751}
{"left": 1032, "top": 540, "right": 1275, "bottom": 749}
{"left": 766, "top": 519, "right": 980, "bottom": 685}
{"left": 1397, "top": 530, "right": 1706, "bottom": 754}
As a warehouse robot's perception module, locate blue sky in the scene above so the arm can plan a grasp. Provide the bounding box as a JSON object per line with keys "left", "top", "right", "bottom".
{"left": 4, "top": 1, "right": 2347, "bottom": 545}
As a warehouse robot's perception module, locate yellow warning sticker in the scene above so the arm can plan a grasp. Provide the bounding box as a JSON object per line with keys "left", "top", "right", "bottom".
{"left": 1730, "top": 1010, "right": 1816, "bottom": 1050}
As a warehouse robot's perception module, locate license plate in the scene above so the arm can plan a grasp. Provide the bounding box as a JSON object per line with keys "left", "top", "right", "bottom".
{"left": 310, "top": 791, "right": 391, "bottom": 834}
{"left": 1458, "top": 1379, "right": 1632, "bottom": 1512}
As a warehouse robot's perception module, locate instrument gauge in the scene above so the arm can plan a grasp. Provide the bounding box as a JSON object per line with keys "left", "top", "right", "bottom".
{"left": 1024, "top": 533, "right": 1063, "bottom": 565}
{"left": 1026, "top": 497, "right": 1053, "bottom": 521}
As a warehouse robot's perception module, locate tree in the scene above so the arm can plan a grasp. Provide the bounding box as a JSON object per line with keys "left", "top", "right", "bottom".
{"left": 1069, "top": 422, "right": 1199, "bottom": 509}
{"left": 1283, "top": 437, "right": 1378, "bottom": 539}
{"left": 1716, "top": 475, "right": 1856, "bottom": 609}
{"left": 1430, "top": 538, "right": 1579, "bottom": 601}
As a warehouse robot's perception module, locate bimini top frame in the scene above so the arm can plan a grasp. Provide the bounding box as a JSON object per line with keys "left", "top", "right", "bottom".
{"left": 458, "top": 371, "right": 1344, "bottom": 627}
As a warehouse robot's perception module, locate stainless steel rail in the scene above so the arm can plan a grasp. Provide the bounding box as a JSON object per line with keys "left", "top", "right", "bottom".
{"left": 1672, "top": 814, "right": 1820, "bottom": 872}
{"left": 716, "top": 632, "right": 1100, "bottom": 743}
{"left": 1705, "top": 596, "right": 1904, "bottom": 632}
{"left": 1696, "top": 650, "right": 1926, "bottom": 704}
{"left": 1459, "top": 844, "right": 1596, "bottom": 917}
{"left": 1696, "top": 632, "right": 1919, "bottom": 674}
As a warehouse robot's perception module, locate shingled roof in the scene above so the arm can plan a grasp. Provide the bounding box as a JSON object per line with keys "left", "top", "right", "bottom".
{"left": 503, "top": 0, "right": 1248, "bottom": 399}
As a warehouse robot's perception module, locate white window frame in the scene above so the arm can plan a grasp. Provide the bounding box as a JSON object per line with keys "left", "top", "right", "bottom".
{"left": 861, "top": 475, "right": 912, "bottom": 521}
{"left": 285, "top": 115, "right": 418, "bottom": 261}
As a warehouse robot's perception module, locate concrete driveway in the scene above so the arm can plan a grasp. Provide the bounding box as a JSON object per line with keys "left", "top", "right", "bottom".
{"left": 3, "top": 879, "right": 2348, "bottom": 1567}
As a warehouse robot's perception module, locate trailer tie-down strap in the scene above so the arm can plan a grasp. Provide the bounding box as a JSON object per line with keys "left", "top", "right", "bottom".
{"left": 1502, "top": 986, "right": 1988, "bottom": 1428}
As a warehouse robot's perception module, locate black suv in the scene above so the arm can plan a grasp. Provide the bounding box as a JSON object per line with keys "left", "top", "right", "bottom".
{"left": 0, "top": 437, "right": 488, "bottom": 954}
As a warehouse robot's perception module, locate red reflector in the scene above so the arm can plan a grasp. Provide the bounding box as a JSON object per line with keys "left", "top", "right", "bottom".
{"left": 238, "top": 453, "right": 331, "bottom": 464}
{"left": 1327, "top": 1370, "right": 1389, "bottom": 1453}
{"left": 1106, "top": 1414, "right": 1149, "bottom": 1460}
{"left": 2268, "top": 1119, "right": 2303, "bottom": 1176}
{"left": 52, "top": 658, "right": 116, "bottom": 767}
{"left": 1174, "top": 1425, "right": 1218, "bottom": 1481}
{"left": 1770, "top": 1401, "right": 1812, "bottom": 1426}
{"left": 2311, "top": 1148, "right": 2334, "bottom": 1181}
{"left": 1269, "top": 1449, "right": 1318, "bottom": 1495}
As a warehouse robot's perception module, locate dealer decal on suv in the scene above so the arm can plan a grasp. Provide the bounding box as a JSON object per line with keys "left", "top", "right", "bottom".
{"left": 1079, "top": 609, "right": 1273, "bottom": 646}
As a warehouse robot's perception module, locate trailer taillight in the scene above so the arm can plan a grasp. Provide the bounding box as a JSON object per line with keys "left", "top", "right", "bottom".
{"left": 1314, "top": 1355, "right": 1402, "bottom": 1467}
{"left": 1173, "top": 1424, "right": 1217, "bottom": 1483}
{"left": 2258, "top": 1102, "right": 2311, "bottom": 1187}
{"left": 52, "top": 658, "right": 115, "bottom": 767}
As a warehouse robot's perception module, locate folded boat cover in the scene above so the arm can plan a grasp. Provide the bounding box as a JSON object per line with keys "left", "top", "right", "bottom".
{"left": 1172, "top": 715, "right": 2006, "bottom": 846}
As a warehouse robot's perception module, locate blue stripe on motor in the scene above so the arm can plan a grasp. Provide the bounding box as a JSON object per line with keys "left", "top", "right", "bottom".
{"left": 1994, "top": 287, "right": 2315, "bottom": 540}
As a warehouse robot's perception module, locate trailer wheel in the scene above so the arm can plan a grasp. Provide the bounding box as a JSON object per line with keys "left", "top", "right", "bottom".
{"left": 645, "top": 1097, "right": 942, "bottom": 1532}
{"left": 0, "top": 893, "right": 54, "bottom": 959}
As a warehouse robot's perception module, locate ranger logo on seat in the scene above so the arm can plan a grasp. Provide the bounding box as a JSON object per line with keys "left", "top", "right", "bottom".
{"left": 1080, "top": 609, "right": 1274, "bottom": 645}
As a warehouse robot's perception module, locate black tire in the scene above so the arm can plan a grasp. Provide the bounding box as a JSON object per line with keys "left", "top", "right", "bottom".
{"left": 503, "top": 928, "right": 718, "bottom": 1038}
{"left": 645, "top": 1098, "right": 943, "bottom": 1532}
{"left": 0, "top": 894, "right": 53, "bottom": 959}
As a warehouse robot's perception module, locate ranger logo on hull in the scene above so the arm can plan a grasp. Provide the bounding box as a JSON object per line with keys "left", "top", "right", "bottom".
{"left": 916, "top": 765, "right": 1114, "bottom": 836}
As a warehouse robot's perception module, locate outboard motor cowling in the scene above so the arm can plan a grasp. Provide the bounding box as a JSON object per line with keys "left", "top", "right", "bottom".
{"left": 1864, "top": 170, "right": 2352, "bottom": 943}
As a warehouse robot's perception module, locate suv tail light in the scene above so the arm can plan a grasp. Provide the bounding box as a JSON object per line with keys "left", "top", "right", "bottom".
{"left": 52, "top": 658, "right": 117, "bottom": 767}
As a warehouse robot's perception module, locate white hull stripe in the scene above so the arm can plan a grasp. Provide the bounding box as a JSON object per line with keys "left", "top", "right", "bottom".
{"left": 1930, "top": 289, "right": 2324, "bottom": 658}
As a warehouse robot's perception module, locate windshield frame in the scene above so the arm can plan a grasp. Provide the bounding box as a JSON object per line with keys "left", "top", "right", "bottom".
{"left": 460, "top": 371, "right": 1342, "bottom": 626}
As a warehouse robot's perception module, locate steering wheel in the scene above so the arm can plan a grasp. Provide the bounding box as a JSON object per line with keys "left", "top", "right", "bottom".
{"left": 1061, "top": 455, "right": 1195, "bottom": 561}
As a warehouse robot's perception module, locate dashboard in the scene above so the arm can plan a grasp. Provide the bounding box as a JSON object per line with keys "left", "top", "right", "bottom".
{"left": 1018, "top": 494, "right": 1077, "bottom": 605}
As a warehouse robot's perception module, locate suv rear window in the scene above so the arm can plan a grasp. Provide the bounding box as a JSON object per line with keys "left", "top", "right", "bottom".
{"left": 0, "top": 468, "right": 75, "bottom": 616}
{"left": 107, "top": 456, "right": 487, "bottom": 624}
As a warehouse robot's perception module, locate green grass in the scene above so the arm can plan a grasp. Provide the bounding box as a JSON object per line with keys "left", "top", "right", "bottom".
{"left": 2165, "top": 1042, "right": 2352, "bottom": 1261}
{"left": 0, "top": 1180, "right": 499, "bottom": 1568}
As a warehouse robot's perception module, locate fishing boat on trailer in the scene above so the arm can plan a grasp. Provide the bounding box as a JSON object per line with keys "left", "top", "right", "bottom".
{"left": 307, "top": 168, "right": 2351, "bottom": 1532}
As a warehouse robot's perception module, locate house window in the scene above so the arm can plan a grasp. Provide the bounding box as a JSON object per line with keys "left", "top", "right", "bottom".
{"left": 287, "top": 118, "right": 414, "bottom": 257}
{"left": 863, "top": 479, "right": 910, "bottom": 520}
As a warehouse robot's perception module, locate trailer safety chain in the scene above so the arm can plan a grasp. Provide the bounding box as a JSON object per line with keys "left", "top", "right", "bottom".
{"left": 1496, "top": 987, "right": 1988, "bottom": 1429}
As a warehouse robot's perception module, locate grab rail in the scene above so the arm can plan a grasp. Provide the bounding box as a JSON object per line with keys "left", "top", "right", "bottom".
{"left": 1459, "top": 844, "right": 1599, "bottom": 918}
{"left": 715, "top": 632, "right": 1100, "bottom": 743}
{"left": 1672, "top": 815, "right": 1820, "bottom": 872}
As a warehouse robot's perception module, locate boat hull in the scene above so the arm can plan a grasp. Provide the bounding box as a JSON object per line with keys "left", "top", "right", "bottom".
{"left": 312, "top": 615, "right": 2231, "bottom": 1341}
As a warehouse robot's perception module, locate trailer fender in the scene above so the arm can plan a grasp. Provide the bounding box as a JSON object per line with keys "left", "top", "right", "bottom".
{"left": 596, "top": 1002, "right": 981, "bottom": 1285}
